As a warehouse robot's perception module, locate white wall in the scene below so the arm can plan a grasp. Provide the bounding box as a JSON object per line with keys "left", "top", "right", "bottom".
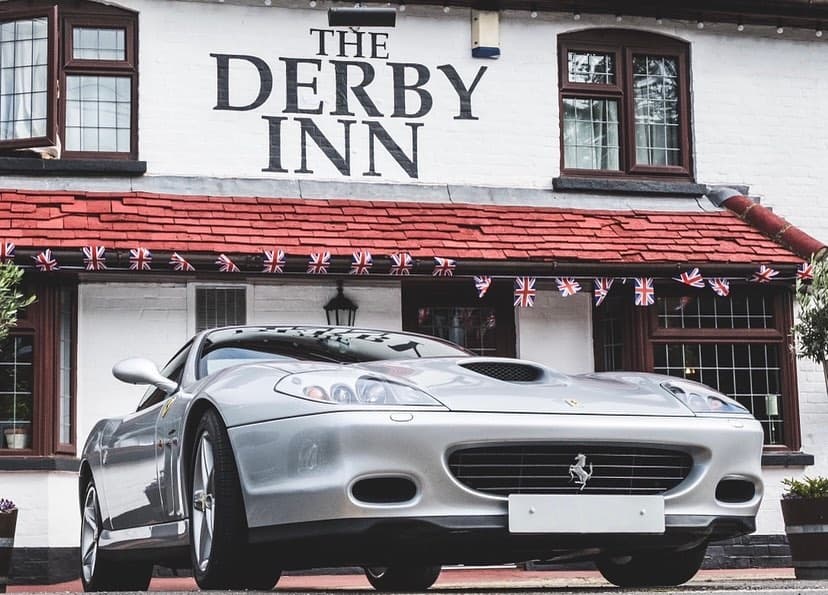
{"left": 0, "top": 471, "right": 80, "bottom": 547}
{"left": 120, "top": 0, "right": 828, "bottom": 242}
{"left": 517, "top": 288, "right": 594, "bottom": 374}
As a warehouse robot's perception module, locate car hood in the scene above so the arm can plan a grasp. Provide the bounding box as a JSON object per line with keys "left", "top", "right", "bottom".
{"left": 355, "top": 358, "right": 695, "bottom": 416}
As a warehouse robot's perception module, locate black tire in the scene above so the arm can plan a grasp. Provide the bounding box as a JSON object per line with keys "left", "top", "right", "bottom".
{"left": 364, "top": 565, "right": 442, "bottom": 591}
{"left": 80, "top": 480, "right": 153, "bottom": 591}
{"left": 596, "top": 542, "right": 707, "bottom": 587}
{"left": 189, "top": 408, "right": 281, "bottom": 590}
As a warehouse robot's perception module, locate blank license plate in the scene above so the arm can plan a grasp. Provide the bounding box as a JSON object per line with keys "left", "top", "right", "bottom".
{"left": 508, "top": 494, "right": 665, "bottom": 534}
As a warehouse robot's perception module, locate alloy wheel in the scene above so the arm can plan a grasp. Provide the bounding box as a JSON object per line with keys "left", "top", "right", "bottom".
{"left": 192, "top": 432, "right": 216, "bottom": 573}
{"left": 80, "top": 485, "right": 99, "bottom": 584}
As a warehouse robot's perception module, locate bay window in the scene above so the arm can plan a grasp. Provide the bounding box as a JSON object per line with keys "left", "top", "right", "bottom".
{"left": 595, "top": 284, "right": 800, "bottom": 449}
{"left": 0, "top": 1, "right": 137, "bottom": 159}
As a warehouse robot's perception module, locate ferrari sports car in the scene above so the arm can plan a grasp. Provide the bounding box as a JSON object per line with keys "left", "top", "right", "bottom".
{"left": 79, "top": 325, "right": 763, "bottom": 591}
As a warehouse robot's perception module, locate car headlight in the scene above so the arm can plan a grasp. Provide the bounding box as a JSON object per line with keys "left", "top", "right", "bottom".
{"left": 661, "top": 379, "right": 750, "bottom": 414}
{"left": 275, "top": 370, "right": 444, "bottom": 407}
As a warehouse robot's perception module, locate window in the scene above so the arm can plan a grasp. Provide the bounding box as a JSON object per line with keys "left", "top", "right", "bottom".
{"left": 559, "top": 30, "right": 692, "bottom": 179}
{"left": 0, "top": 1, "right": 137, "bottom": 159}
{"left": 0, "top": 281, "right": 77, "bottom": 456}
{"left": 195, "top": 287, "right": 247, "bottom": 333}
{"left": 594, "top": 284, "right": 799, "bottom": 449}
{"left": 402, "top": 281, "right": 516, "bottom": 357}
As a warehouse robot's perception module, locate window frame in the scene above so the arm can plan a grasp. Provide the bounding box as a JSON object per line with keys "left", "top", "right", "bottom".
{"left": 558, "top": 29, "right": 694, "bottom": 180}
{"left": 0, "top": 5, "right": 59, "bottom": 151}
{"left": 0, "top": 280, "right": 78, "bottom": 457}
{"left": 593, "top": 282, "right": 801, "bottom": 451}
{"left": 0, "top": 0, "right": 138, "bottom": 159}
{"left": 401, "top": 280, "right": 517, "bottom": 357}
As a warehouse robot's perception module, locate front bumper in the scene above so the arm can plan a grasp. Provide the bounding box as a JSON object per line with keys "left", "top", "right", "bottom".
{"left": 228, "top": 410, "right": 762, "bottom": 565}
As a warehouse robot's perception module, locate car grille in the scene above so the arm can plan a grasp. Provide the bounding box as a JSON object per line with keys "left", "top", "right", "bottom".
{"left": 447, "top": 444, "right": 692, "bottom": 496}
{"left": 459, "top": 361, "right": 544, "bottom": 382}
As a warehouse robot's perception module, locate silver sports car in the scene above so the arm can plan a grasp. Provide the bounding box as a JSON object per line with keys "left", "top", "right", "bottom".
{"left": 79, "top": 325, "right": 763, "bottom": 591}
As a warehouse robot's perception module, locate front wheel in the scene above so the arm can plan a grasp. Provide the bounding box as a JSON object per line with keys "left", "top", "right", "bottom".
{"left": 596, "top": 542, "right": 707, "bottom": 587}
{"left": 364, "top": 565, "right": 442, "bottom": 591}
{"left": 80, "top": 481, "right": 153, "bottom": 591}
{"left": 189, "top": 409, "right": 281, "bottom": 590}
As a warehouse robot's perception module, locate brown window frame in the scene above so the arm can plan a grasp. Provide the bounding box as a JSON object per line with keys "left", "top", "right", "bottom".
{"left": 593, "top": 282, "right": 801, "bottom": 451}
{"left": 401, "top": 279, "right": 516, "bottom": 357}
{"left": 559, "top": 29, "right": 693, "bottom": 180}
{"left": 0, "top": 0, "right": 138, "bottom": 160}
{"left": 0, "top": 279, "right": 77, "bottom": 457}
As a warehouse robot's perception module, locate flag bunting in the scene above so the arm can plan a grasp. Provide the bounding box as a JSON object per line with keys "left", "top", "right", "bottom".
{"left": 634, "top": 277, "right": 655, "bottom": 306}
{"left": 170, "top": 252, "right": 195, "bottom": 272}
{"left": 674, "top": 267, "right": 705, "bottom": 288}
{"left": 0, "top": 241, "right": 14, "bottom": 263}
{"left": 263, "top": 249, "right": 285, "bottom": 273}
{"left": 514, "top": 276, "right": 536, "bottom": 307}
{"left": 432, "top": 257, "right": 456, "bottom": 277}
{"left": 33, "top": 249, "right": 58, "bottom": 272}
{"left": 216, "top": 254, "right": 240, "bottom": 273}
{"left": 82, "top": 246, "right": 107, "bottom": 271}
{"left": 555, "top": 277, "right": 581, "bottom": 297}
{"left": 751, "top": 265, "right": 779, "bottom": 283}
{"left": 474, "top": 275, "right": 492, "bottom": 298}
{"left": 593, "top": 278, "right": 614, "bottom": 306}
{"left": 350, "top": 251, "right": 373, "bottom": 275}
{"left": 389, "top": 252, "right": 413, "bottom": 275}
{"left": 307, "top": 252, "right": 330, "bottom": 274}
{"left": 129, "top": 247, "right": 152, "bottom": 271}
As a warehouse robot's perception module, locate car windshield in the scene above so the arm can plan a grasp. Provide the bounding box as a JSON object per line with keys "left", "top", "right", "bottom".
{"left": 198, "top": 326, "right": 471, "bottom": 378}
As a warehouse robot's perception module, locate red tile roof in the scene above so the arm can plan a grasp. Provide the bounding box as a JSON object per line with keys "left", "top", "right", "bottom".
{"left": 0, "top": 190, "right": 807, "bottom": 266}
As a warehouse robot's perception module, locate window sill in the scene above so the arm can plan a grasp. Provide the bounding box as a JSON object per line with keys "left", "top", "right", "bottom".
{"left": 761, "top": 451, "right": 814, "bottom": 468}
{"left": 553, "top": 176, "right": 707, "bottom": 197}
{"left": 0, "top": 456, "right": 79, "bottom": 472}
{"left": 0, "top": 157, "right": 146, "bottom": 176}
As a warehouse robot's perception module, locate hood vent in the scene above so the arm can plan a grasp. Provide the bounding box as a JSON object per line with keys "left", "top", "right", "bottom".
{"left": 459, "top": 361, "right": 544, "bottom": 383}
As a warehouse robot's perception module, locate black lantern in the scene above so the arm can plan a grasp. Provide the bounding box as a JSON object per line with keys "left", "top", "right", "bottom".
{"left": 324, "top": 280, "right": 358, "bottom": 326}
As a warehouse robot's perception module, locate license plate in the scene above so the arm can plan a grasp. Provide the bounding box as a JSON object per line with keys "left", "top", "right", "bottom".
{"left": 508, "top": 494, "right": 665, "bottom": 534}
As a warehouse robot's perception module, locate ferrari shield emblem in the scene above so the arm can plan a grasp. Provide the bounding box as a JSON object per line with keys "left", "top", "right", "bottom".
{"left": 160, "top": 397, "right": 175, "bottom": 418}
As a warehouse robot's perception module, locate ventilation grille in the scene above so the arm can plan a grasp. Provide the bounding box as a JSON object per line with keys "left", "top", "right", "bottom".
{"left": 448, "top": 444, "right": 692, "bottom": 497}
{"left": 460, "top": 361, "right": 543, "bottom": 382}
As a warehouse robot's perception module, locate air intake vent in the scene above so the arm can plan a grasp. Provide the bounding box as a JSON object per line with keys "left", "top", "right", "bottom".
{"left": 448, "top": 444, "right": 692, "bottom": 497}
{"left": 460, "top": 361, "right": 543, "bottom": 382}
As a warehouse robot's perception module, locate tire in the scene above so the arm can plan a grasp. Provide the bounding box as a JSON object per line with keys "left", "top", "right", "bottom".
{"left": 189, "top": 408, "right": 281, "bottom": 590}
{"left": 79, "top": 480, "right": 153, "bottom": 591}
{"left": 596, "top": 542, "right": 707, "bottom": 587}
{"left": 364, "top": 565, "right": 442, "bottom": 591}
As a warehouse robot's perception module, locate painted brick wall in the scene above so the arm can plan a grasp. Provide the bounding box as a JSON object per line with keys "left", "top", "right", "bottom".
{"left": 123, "top": 0, "right": 828, "bottom": 243}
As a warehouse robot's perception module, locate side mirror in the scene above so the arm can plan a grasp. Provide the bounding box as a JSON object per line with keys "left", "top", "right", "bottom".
{"left": 113, "top": 358, "right": 178, "bottom": 394}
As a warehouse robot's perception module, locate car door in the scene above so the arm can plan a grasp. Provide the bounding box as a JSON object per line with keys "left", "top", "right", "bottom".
{"left": 101, "top": 344, "right": 190, "bottom": 530}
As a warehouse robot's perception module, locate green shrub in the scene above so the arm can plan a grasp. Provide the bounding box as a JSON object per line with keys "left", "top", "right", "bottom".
{"left": 793, "top": 256, "right": 828, "bottom": 362}
{"left": 0, "top": 262, "right": 35, "bottom": 341}
{"left": 782, "top": 476, "right": 828, "bottom": 499}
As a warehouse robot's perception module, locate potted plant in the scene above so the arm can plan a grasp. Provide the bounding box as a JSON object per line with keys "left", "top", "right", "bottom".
{"left": 0, "top": 498, "right": 17, "bottom": 593}
{"left": 793, "top": 255, "right": 828, "bottom": 391}
{"left": 780, "top": 476, "right": 828, "bottom": 579}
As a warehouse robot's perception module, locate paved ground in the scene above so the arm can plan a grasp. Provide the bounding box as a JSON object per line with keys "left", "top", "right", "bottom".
{"left": 11, "top": 566, "right": 828, "bottom": 593}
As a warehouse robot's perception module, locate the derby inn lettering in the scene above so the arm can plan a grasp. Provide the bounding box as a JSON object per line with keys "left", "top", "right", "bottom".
{"left": 212, "top": 28, "right": 488, "bottom": 179}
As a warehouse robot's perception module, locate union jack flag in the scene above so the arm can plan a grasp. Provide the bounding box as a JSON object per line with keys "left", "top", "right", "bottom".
{"left": 170, "top": 252, "right": 195, "bottom": 272}
{"left": 633, "top": 277, "right": 655, "bottom": 306}
{"left": 797, "top": 261, "right": 814, "bottom": 281}
{"left": 33, "top": 249, "right": 58, "bottom": 272}
{"left": 555, "top": 277, "right": 581, "bottom": 297}
{"left": 708, "top": 278, "right": 730, "bottom": 297}
{"left": 593, "top": 277, "right": 614, "bottom": 306}
{"left": 514, "top": 276, "right": 536, "bottom": 308}
{"left": 262, "top": 249, "right": 285, "bottom": 273}
{"left": 216, "top": 254, "right": 239, "bottom": 273}
{"left": 673, "top": 267, "right": 704, "bottom": 288}
{"left": 307, "top": 252, "right": 330, "bottom": 274}
{"left": 389, "top": 252, "right": 412, "bottom": 275}
{"left": 751, "top": 265, "right": 779, "bottom": 283}
{"left": 0, "top": 241, "right": 14, "bottom": 263}
{"left": 350, "top": 251, "right": 373, "bottom": 275}
{"left": 82, "top": 246, "right": 106, "bottom": 271}
{"left": 474, "top": 275, "right": 492, "bottom": 298}
{"left": 432, "top": 257, "right": 456, "bottom": 277}
{"left": 129, "top": 247, "right": 152, "bottom": 271}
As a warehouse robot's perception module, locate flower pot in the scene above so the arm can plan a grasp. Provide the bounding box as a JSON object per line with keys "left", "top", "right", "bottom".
{"left": 2, "top": 430, "right": 29, "bottom": 450}
{"left": 781, "top": 496, "right": 828, "bottom": 579}
{"left": 0, "top": 509, "right": 17, "bottom": 593}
